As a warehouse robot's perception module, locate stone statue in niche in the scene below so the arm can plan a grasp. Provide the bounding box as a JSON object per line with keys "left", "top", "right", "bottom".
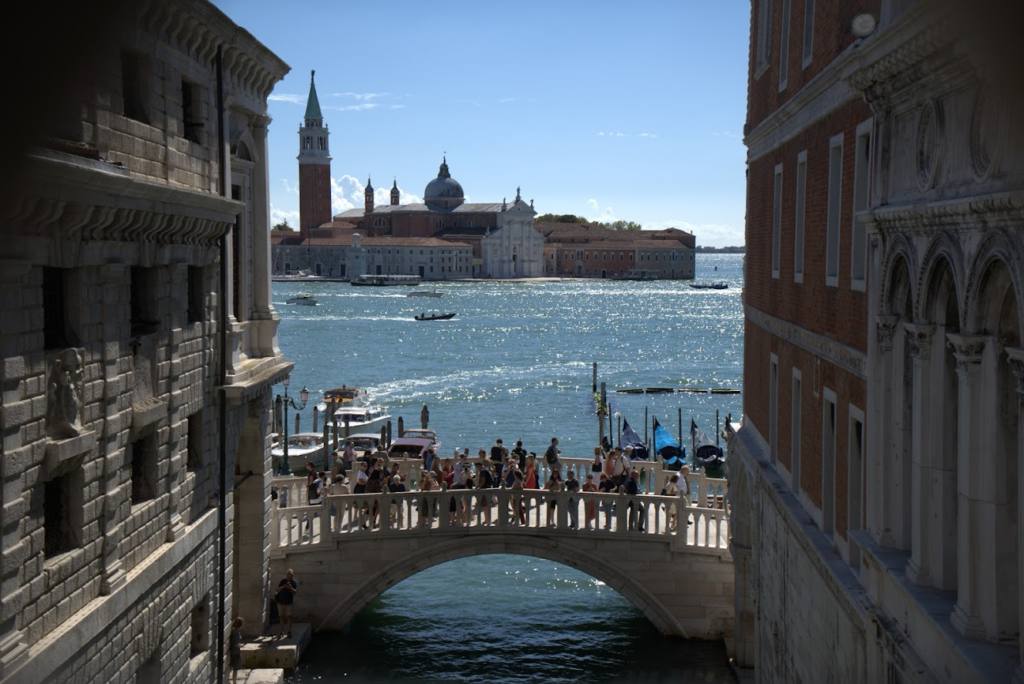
{"left": 47, "top": 348, "right": 84, "bottom": 439}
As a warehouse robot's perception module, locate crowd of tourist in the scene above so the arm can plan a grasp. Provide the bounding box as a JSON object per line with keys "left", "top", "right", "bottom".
{"left": 271, "top": 437, "right": 698, "bottom": 533}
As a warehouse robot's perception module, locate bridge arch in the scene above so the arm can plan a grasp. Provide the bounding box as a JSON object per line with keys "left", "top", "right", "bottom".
{"left": 315, "top": 535, "right": 688, "bottom": 638}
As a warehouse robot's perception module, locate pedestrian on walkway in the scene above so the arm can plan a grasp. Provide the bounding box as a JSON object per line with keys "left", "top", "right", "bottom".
{"left": 275, "top": 569, "right": 297, "bottom": 639}
{"left": 229, "top": 617, "right": 244, "bottom": 684}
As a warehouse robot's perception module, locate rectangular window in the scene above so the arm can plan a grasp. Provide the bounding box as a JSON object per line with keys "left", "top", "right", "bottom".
{"left": 772, "top": 163, "right": 783, "bottom": 278}
{"left": 769, "top": 355, "right": 778, "bottom": 464}
{"left": 848, "top": 407, "right": 865, "bottom": 568}
{"left": 826, "top": 134, "right": 844, "bottom": 286}
{"left": 181, "top": 79, "right": 201, "bottom": 144}
{"left": 43, "top": 267, "right": 69, "bottom": 349}
{"left": 190, "top": 597, "right": 211, "bottom": 658}
{"left": 130, "top": 267, "right": 158, "bottom": 337}
{"left": 802, "top": 0, "right": 815, "bottom": 68}
{"left": 779, "top": 0, "right": 791, "bottom": 91}
{"left": 851, "top": 120, "right": 872, "bottom": 291}
{"left": 756, "top": 0, "right": 773, "bottom": 74}
{"left": 121, "top": 50, "right": 150, "bottom": 124}
{"left": 822, "top": 390, "right": 837, "bottom": 535}
{"left": 187, "top": 266, "right": 204, "bottom": 324}
{"left": 44, "top": 474, "right": 81, "bottom": 558}
{"left": 791, "top": 370, "right": 802, "bottom": 493}
{"left": 187, "top": 411, "right": 203, "bottom": 471}
{"left": 130, "top": 435, "right": 157, "bottom": 504}
{"left": 794, "top": 151, "right": 807, "bottom": 283}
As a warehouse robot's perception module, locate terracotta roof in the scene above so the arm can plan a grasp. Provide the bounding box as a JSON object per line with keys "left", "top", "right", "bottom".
{"left": 361, "top": 237, "right": 471, "bottom": 248}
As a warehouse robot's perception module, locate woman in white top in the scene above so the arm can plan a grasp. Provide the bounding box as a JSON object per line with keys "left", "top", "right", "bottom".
{"left": 665, "top": 474, "right": 680, "bottom": 531}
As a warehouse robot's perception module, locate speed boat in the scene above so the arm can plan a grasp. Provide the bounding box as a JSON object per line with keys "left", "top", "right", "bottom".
{"left": 285, "top": 295, "right": 318, "bottom": 305}
{"left": 332, "top": 405, "right": 391, "bottom": 434}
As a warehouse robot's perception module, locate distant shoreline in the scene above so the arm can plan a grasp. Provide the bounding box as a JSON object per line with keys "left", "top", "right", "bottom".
{"left": 695, "top": 246, "right": 745, "bottom": 254}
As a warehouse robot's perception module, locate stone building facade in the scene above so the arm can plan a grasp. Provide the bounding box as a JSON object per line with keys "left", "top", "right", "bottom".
{"left": 731, "top": 0, "right": 1024, "bottom": 681}
{"left": 540, "top": 224, "right": 696, "bottom": 279}
{"left": 0, "top": 2, "right": 291, "bottom": 682}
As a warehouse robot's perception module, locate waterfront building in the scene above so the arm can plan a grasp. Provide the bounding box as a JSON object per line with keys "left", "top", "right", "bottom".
{"left": 731, "top": 0, "right": 1024, "bottom": 681}
{"left": 0, "top": 1, "right": 291, "bottom": 681}
{"left": 540, "top": 223, "right": 696, "bottom": 279}
{"left": 273, "top": 76, "right": 544, "bottom": 279}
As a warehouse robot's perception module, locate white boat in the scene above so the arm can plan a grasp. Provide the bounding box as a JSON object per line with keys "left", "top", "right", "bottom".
{"left": 401, "top": 428, "right": 441, "bottom": 453}
{"left": 285, "top": 295, "right": 318, "bottom": 305}
{"left": 270, "top": 432, "right": 327, "bottom": 474}
{"left": 351, "top": 274, "right": 422, "bottom": 287}
{"left": 332, "top": 405, "right": 391, "bottom": 433}
{"left": 407, "top": 290, "right": 443, "bottom": 298}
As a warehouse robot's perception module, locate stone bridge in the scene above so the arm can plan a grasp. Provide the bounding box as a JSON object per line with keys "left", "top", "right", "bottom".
{"left": 268, "top": 471, "right": 735, "bottom": 642}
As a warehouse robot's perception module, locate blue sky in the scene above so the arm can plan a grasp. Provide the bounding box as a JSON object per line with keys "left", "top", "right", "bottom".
{"left": 213, "top": 0, "right": 750, "bottom": 246}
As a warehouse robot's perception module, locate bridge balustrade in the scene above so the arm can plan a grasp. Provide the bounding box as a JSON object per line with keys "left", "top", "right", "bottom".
{"left": 271, "top": 488, "right": 729, "bottom": 555}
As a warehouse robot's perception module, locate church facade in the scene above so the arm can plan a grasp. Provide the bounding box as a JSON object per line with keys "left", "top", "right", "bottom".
{"left": 271, "top": 74, "right": 544, "bottom": 279}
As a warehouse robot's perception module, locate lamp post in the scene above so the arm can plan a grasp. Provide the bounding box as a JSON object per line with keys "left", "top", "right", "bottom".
{"left": 278, "top": 377, "right": 309, "bottom": 475}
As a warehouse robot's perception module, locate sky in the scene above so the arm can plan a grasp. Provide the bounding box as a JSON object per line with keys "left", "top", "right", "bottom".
{"left": 212, "top": 0, "right": 750, "bottom": 247}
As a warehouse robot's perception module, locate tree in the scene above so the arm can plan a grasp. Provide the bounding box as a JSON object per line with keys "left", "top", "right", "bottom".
{"left": 535, "top": 213, "right": 588, "bottom": 224}
{"left": 272, "top": 219, "right": 294, "bottom": 232}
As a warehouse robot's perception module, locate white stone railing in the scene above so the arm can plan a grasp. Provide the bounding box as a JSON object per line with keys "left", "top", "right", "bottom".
{"left": 271, "top": 488, "right": 730, "bottom": 553}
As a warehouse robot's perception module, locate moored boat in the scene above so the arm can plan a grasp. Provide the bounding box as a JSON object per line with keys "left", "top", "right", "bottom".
{"left": 351, "top": 274, "right": 422, "bottom": 286}
{"left": 332, "top": 405, "right": 391, "bottom": 433}
{"left": 270, "top": 432, "right": 326, "bottom": 474}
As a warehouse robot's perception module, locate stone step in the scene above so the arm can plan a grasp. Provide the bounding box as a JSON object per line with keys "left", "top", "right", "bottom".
{"left": 240, "top": 623, "right": 313, "bottom": 669}
{"left": 237, "top": 668, "right": 286, "bottom": 684}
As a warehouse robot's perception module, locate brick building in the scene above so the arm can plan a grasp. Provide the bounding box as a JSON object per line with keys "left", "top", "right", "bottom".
{"left": 0, "top": 1, "right": 291, "bottom": 681}
{"left": 539, "top": 223, "right": 696, "bottom": 279}
{"left": 731, "top": 1, "right": 1024, "bottom": 681}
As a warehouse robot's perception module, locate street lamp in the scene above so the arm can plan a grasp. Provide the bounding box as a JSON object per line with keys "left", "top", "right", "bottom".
{"left": 278, "top": 377, "right": 309, "bottom": 475}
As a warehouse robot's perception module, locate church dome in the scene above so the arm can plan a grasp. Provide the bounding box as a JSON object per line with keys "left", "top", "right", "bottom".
{"left": 424, "top": 157, "right": 464, "bottom": 206}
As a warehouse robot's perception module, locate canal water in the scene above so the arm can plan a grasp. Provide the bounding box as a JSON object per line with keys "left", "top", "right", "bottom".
{"left": 276, "top": 254, "right": 743, "bottom": 682}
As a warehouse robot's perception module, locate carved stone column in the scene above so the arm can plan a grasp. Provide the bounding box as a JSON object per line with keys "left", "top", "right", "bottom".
{"left": 875, "top": 314, "right": 900, "bottom": 547}
{"left": 949, "top": 333, "right": 989, "bottom": 639}
{"left": 249, "top": 115, "right": 283, "bottom": 360}
{"left": 904, "top": 322, "right": 935, "bottom": 587}
{"left": 1006, "top": 347, "right": 1024, "bottom": 676}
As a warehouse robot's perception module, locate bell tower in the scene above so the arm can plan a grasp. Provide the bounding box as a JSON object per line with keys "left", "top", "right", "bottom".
{"left": 298, "top": 70, "right": 332, "bottom": 237}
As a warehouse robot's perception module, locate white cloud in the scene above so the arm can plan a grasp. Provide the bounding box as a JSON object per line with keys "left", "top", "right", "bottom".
{"left": 332, "top": 92, "right": 390, "bottom": 101}
{"left": 586, "top": 199, "right": 618, "bottom": 223}
{"left": 326, "top": 103, "right": 380, "bottom": 112}
{"left": 638, "top": 132, "right": 659, "bottom": 139}
{"left": 711, "top": 131, "right": 741, "bottom": 140}
{"left": 268, "top": 93, "right": 305, "bottom": 104}
{"left": 270, "top": 204, "right": 299, "bottom": 227}
{"left": 641, "top": 220, "right": 745, "bottom": 248}
{"left": 330, "top": 174, "right": 423, "bottom": 216}
{"left": 280, "top": 178, "right": 299, "bottom": 195}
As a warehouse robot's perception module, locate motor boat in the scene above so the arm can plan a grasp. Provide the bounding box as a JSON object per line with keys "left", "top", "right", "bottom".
{"left": 387, "top": 436, "right": 436, "bottom": 460}
{"left": 401, "top": 428, "right": 441, "bottom": 453}
{"left": 407, "top": 290, "right": 443, "bottom": 298}
{"left": 688, "top": 282, "right": 728, "bottom": 290}
{"left": 285, "top": 295, "right": 318, "bottom": 305}
{"left": 332, "top": 405, "right": 391, "bottom": 434}
{"left": 414, "top": 312, "right": 456, "bottom": 321}
{"left": 270, "top": 432, "right": 326, "bottom": 474}
{"left": 351, "top": 274, "right": 421, "bottom": 286}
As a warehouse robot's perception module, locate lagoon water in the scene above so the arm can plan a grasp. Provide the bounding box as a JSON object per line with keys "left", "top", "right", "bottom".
{"left": 276, "top": 254, "right": 743, "bottom": 683}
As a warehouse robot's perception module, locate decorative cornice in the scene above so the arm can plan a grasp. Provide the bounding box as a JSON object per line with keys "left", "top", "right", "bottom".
{"left": 745, "top": 305, "right": 866, "bottom": 379}
{"left": 868, "top": 191, "right": 1024, "bottom": 235}
{"left": 903, "top": 322, "right": 935, "bottom": 360}
{"left": 0, "top": 150, "right": 238, "bottom": 258}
